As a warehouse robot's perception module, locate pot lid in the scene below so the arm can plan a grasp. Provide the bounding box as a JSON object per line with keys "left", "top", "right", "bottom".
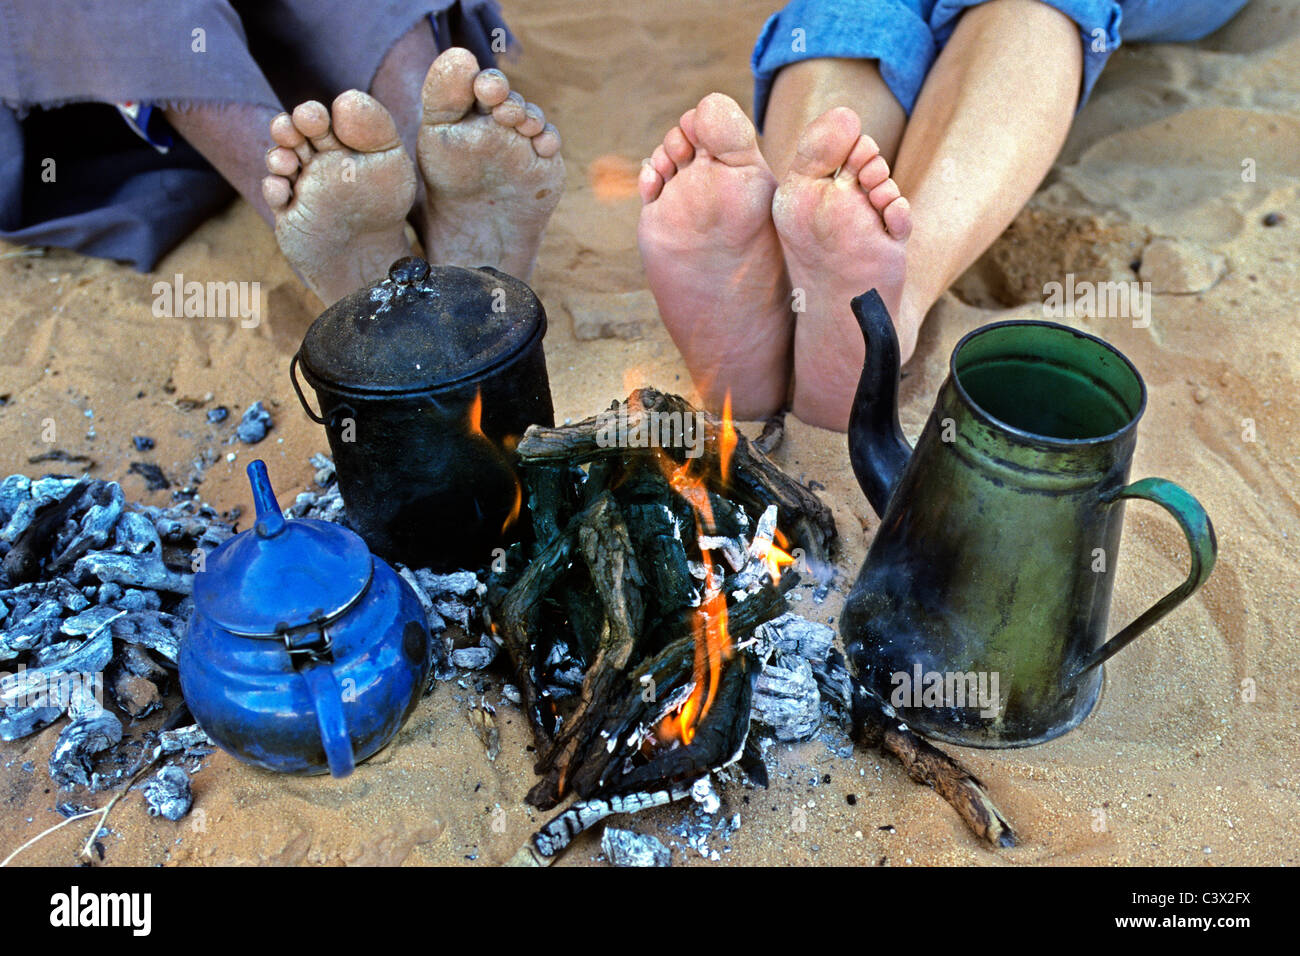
{"left": 297, "top": 256, "right": 546, "bottom": 394}
{"left": 193, "top": 461, "right": 373, "bottom": 637}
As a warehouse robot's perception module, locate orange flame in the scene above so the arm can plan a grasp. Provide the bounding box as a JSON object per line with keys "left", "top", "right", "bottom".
{"left": 654, "top": 448, "right": 733, "bottom": 747}
{"left": 468, "top": 389, "right": 484, "bottom": 437}
{"left": 719, "top": 392, "right": 737, "bottom": 485}
{"left": 467, "top": 389, "right": 524, "bottom": 537}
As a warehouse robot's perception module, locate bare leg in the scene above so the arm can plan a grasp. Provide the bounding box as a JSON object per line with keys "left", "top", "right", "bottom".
{"left": 891, "top": 0, "right": 1082, "bottom": 332}
{"left": 163, "top": 103, "right": 280, "bottom": 226}
{"left": 762, "top": 57, "right": 906, "bottom": 178}
{"left": 369, "top": 17, "right": 441, "bottom": 232}
{"left": 777, "top": 0, "right": 1083, "bottom": 429}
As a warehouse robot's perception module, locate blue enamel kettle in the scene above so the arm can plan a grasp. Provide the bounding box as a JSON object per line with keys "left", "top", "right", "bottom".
{"left": 179, "top": 460, "right": 432, "bottom": 777}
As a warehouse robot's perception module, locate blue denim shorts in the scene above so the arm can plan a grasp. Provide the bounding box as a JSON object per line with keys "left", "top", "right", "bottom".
{"left": 752, "top": 0, "right": 1249, "bottom": 126}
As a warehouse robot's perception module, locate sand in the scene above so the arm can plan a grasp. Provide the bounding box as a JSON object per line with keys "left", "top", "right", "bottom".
{"left": 1, "top": 0, "right": 1297, "bottom": 866}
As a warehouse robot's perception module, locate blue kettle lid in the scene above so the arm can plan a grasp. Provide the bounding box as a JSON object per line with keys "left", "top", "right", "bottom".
{"left": 193, "top": 460, "right": 373, "bottom": 636}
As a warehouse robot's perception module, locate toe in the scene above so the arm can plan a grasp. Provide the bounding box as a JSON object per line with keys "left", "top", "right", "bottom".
{"left": 692, "top": 93, "right": 764, "bottom": 168}
{"left": 650, "top": 144, "right": 676, "bottom": 183}
{"left": 532, "top": 122, "right": 561, "bottom": 159}
{"left": 492, "top": 90, "right": 526, "bottom": 127}
{"left": 270, "top": 113, "right": 305, "bottom": 149}
{"left": 662, "top": 126, "right": 693, "bottom": 169}
{"left": 331, "top": 90, "right": 403, "bottom": 153}
{"left": 882, "top": 195, "right": 912, "bottom": 240}
{"left": 638, "top": 159, "right": 665, "bottom": 204}
{"left": 789, "top": 106, "right": 862, "bottom": 179}
{"left": 472, "top": 68, "right": 511, "bottom": 110}
{"left": 516, "top": 103, "right": 545, "bottom": 137}
{"left": 836, "top": 134, "right": 881, "bottom": 182}
{"left": 857, "top": 154, "right": 891, "bottom": 191}
{"left": 867, "top": 177, "right": 901, "bottom": 212}
{"left": 292, "top": 101, "right": 340, "bottom": 151}
{"left": 266, "top": 146, "right": 299, "bottom": 177}
{"left": 422, "top": 47, "right": 479, "bottom": 123}
{"left": 262, "top": 175, "right": 292, "bottom": 210}
{"left": 272, "top": 112, "right": 313, "bottom": 165}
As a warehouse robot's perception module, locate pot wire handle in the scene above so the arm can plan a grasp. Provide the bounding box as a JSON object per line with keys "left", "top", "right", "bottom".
{"left": 289, "top": 352, "right": 327, "bottom": 425}
{"left": 1071, "top": 477, "right": 1217, "bottom": 681}
{"left": 299, "top": 660, "right": 355, "bottom": 777}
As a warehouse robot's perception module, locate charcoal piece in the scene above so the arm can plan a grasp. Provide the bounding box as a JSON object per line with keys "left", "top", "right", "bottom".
{"left": 753, "top": 411, "right": 786, "bottom": 456}
{"left": 5, "top": 597, "right": 64, "bottom": 649}
{"left": 132, "top": 436, "right": 155, "bottom": 452}
{"left": 310, "top": 453, "right": 335, "bottom": 487}
{"left": 49, "top": 711, "right": 122, "bottom": 789}
{"left": 73, "top": 550, "right": 192, "bottom": 595}
{"left": 119, "top": 644, "right": 168, "bottom": 681}
{"left": 31, "top": 639, "right": 80, "bottom": 667}
{"left": 622, "top": 501, "right": 695, "bottom": 615}
{"left": 156, "top": 724, "right": 214, "bottom": 756}
{"left": 206, "top": 406, "right": 229, "bottom": 425}
{"left": 2, "top": 479, "right": 90, "bottom": 583}
{"left": 415, "top": 569, "right": 479, "bottom": 598}
{"left": 0, "top": 631, "right": 114, "bottom": 708}
{"left": 0, "top": 705, "right": 63, "bottom": 741}
{"left": 49, "top": 480, "right": 124, "bottom": 570}
{"left": 116, "top": 588, "right": 161, "bottom": 612}
{"left": 140, "top": 765, "right": 192, "bottom": 820}
{"left": 110, "top": 610, "right": 183, "bottom": 662}
{"left": 114, "top": 510, "right": 162, "bottom": 555}
{"left": 601, "top": 826, "right": 671, "bottom": 867}
{"left": 60, "top": 605, "right": 125, "bottom": 637}
{"left": 128, "top": 462, "right": 170, "bottom": 491}
{"left": 433, "top": 599, "right": 471, "bottom": 628}
{"left": 755, "top": 612, "right": 835, "bottom": 663}
{"left": 96, "top": 582, "right": 123, "bottom": 604}
{"left": 813, "top": 648, "right": 853, "bottom": 714}
{"left": 751, "top": 653, "right": 821, "bottom": 741}
{"left": 509, "top": 781, "right": 694, "bottom": 867}
{"left": 450, "top": 645, "right": 495, "bottom": 669}
{"left": 0, "top": 474, "right": 32, "bottom": 523}
{"left": 236, "top": 401, "right": 272, "bottom": 444}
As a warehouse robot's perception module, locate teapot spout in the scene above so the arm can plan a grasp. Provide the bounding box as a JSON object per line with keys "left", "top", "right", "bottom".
{"left": 247, "top": 460, "right": 287, "bottom": 538}
{"left": 848, "top": 290, "right": 911, "bottom": 517}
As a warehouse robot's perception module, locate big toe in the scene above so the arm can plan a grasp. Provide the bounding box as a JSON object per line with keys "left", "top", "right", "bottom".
{"left": 692, "top": 93, "right": 763, "bottom": 167}
{"left": 788, "top": 106, "right": 863, "bottom": 178}
{"left": 331, "top": 90, "right": 402, "bottom": 153}
{"left": 421, "top": 47, "right": 479, "bottom": 123}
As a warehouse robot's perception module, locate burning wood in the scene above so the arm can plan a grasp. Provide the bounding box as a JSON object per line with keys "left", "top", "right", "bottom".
{"left": 498, "top": 391, "right": 1016, "bottom": 861}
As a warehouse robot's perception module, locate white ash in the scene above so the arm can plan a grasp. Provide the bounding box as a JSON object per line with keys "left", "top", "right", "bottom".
{"left": 601, "top": 826, "right": 671, "bottom": 867}
{"left": 691, "top": 774, "right": 721, "bottom": 815}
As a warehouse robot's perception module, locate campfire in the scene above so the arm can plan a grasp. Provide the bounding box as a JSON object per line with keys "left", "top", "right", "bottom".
{"left": 490, "top": 389, "right": 1014, "bottom": 863}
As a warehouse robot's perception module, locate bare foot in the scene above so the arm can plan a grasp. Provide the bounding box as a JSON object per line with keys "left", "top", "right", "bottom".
{"left": 773, "top": 107, "right": 914, "bottom": 431}
{"left": 262, "top": 91, "right": 416, "bottom": 304}
{"left": 637, "top": 93, "right": 793, "bottom": 419}
{"left": 417, "top": 48, "right": 563, "bottom": 279}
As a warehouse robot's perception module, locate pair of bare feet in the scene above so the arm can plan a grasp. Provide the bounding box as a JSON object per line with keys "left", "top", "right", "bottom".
{"left": 260, "top": 48, "right": 564, "bottom": 304}
{"left": 638, "top": 93, "right": 915, "bottom": 431}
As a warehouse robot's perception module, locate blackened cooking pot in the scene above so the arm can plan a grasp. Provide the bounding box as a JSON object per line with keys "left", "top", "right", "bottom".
{"left": 290, "top": 256, "right": 553, "bottom": 570}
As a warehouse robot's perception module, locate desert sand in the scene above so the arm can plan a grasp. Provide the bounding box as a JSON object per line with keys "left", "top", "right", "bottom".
{"left": 1, "top": 0, "right": 1297, "bottom": 866}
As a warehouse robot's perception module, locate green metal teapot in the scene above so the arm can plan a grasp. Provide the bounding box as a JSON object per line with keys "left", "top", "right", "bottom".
{"left": 840, "top": 291, "right": 1217, "bottom": 747}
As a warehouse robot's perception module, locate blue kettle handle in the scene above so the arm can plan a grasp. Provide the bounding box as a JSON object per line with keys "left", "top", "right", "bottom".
{"left": 299, "top": 662, "right": 355, "bottom": 777}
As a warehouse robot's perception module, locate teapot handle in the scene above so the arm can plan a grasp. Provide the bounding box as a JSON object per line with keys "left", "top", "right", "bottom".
{"left": 1070, "top": 477, "right": 1217, "bottom": 682}
{"left": 300, "top": 662, "right": 355, "bottom": 777}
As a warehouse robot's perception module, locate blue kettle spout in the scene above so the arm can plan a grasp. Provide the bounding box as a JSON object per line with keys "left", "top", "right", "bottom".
{"left": 248, "top": 460, "right": 287, "bottom": 538}
{"left": 849, "top": 290, "right": 912, "bottom": 518}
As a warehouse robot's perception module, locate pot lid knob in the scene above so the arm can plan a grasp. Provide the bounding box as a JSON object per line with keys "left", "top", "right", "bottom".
{"left": 388, "top": 256, "right": 430, "bottom": 286}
